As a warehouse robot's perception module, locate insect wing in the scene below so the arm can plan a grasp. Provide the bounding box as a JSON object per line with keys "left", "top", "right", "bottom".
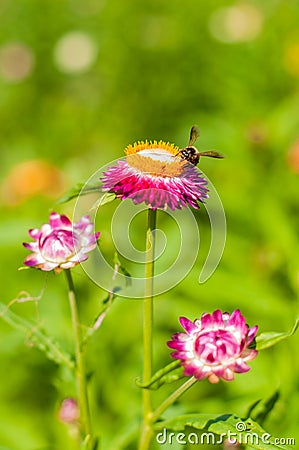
{"left": 198, "top": 150, "right": 224, "bottom": 159}
{"left": 189, "top": 125, "right": 200, "bottom": 146}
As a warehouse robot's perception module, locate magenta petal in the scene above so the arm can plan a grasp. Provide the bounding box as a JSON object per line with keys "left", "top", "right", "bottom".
{"left": 247, "top": 326, "right": 258, "bottom": 344}
{"left": 29, "top": 228, "right": 41, "bottom": 239}
{"left": 200, "top": 313, "right": 213, "bottom": 328}
{"left": 49, "top": 212, "right": 72, "bottom": 229}
{"left": 228, "top": 310, "right": 246, "bottom": 333}
{"left": 167, "top": 340, "right": 188, "bottom": 351}
{"left": 179, "top": 317, "right": 198, "bottom": 334}
{"left": 23, "top": 242, "right": 37, "bottom": 251}
{"left": 234, "top": 359, "right": 250, "bottom": 373}
{"left": 75, "top": 215, "right": 92, "bottom": 232}
{"left": 211, "top": 309, "right": 224, "bottom": 326}
{"left": 101, "top": 157, "right": 208, "bottom": 211}
{"left": 24, "top": 258, "right": 41, "bottom": 267}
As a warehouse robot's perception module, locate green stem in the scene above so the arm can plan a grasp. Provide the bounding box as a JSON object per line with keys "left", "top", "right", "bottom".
{"left": 138, "top": 208, "right": 157, "bottom": 450}
{"left": 151, "top": 377, "right": 197, "bottom": 424}
{"left": 65, "top": 269, "right": 93, "bottom": 449}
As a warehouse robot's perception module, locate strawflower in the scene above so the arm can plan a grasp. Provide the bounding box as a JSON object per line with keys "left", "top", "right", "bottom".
{"left": 168, "top": 309, "right": 258, "bottom": 383}
{"left": 23, "top": 212, "right": 99, "bottom": 273}
{"left": 101, "top": 141, "right": 208, "bottom": 210}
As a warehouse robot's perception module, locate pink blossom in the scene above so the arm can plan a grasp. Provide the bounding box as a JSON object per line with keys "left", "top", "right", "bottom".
{"left": 23, "top": 212, "right": 99, "bottom": 273}
{"left": 168, "top": 309, "right": 258, "bottom": 383}
{"left": 101, "top": 141, "right": 208, "bottom": 210}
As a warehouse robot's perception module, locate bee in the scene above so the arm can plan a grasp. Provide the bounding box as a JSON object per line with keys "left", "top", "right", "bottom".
{"left": 176, "top": 125, "right": 224, "bottom": 166}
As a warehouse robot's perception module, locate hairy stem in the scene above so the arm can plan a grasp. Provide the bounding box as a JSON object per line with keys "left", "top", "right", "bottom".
{"left": 138, "top": 208, "right": 157, "bottom": 450}
{"left": 65, "top": 269, "right": 93, "bottom": 449}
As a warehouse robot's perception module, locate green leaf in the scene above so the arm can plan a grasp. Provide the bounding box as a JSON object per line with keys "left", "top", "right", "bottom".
{"left": 247, "top": 391, "right": 280, "bottom": 425}
{"left": 56, "top": 183, "right": 116, "bottom": 204}
{"left": 89, "top": 192, "right": 116, "bottom": 210}
{"left": 113, "top": 252, "right": 132, "bottom": 285}
{"left": 256, "top": 317, "right": 299, "bottom": 350}
{"left": 83, "top": 253, "right": 131, "bottom": 343}
{"left": 0, "top": 303, "right": 74, "bottom": 370}
{"left": 136, "top": 360, "right": 182, "bottom": 390}
{"left": 154, "top": 414, "right": 293, "bottom": 449}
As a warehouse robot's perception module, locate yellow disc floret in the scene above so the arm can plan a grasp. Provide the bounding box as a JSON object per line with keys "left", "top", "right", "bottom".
{"left": 125, "top": 140, "right": 186, "bottom": 177}
{"left": 125, "top": 140, "right": 179, "bottom": 156}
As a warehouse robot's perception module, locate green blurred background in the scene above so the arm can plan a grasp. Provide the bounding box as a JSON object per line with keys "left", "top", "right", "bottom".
{"left": 1, "top": 0, "right": 299, "bottom": 449}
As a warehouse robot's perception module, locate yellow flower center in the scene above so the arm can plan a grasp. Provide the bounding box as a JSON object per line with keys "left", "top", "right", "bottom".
{"left": 125, "top": 141, "right": 186, "bottom": 177}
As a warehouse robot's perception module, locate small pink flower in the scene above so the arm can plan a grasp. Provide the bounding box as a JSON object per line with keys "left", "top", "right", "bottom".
{"left": 58, "top": 398, "right": 79, "bottom": 424}
{"left": 101, "top": 141, "right": 208, "bottom": 210}
{"left": 168, "top": 309, "right": 258, "bottom": 383}
{"left": 23, "top": 212, "right": 100, "bottom": 273}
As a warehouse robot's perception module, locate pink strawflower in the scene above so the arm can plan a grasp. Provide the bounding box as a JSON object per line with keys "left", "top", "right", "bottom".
{"left": 58, "top": 398, "right": 79, "bottom": 424}
{"left": 101, "top": 141, "right": 208, "bottom": 210}
{"left": 168, "top": 309, "right": 258, "bottom": 383}
{"left": 23, "top": 212, "right": 100, "bottom": 273}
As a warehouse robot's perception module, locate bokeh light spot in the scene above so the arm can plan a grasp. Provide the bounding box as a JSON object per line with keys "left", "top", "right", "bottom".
{"left": 1, "top": 160, "right": 66, "bottom": 206}
{"left": 209, "top": 4, "right": 263, "bottom": 43}
{"left": 284, "top": 42, "right": 299, "bottom": 77}
{"left": 53, "top": 31, "right": 97, "bottom": 74}
{"left": 0, "top": 42, "right": 35, "bottom": 83}
{"left": 287, "top": 140, "right": 299, "bottom": 174}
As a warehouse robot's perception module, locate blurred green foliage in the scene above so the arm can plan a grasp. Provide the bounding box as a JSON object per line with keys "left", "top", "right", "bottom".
{"left": 1, "top": 0, "right": 299, "bottom": 449}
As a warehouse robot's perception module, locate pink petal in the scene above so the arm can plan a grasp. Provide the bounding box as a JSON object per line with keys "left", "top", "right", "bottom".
{"left": 247, "top": 325, "right": 258, "bottom": 344}
{"left": 29, "top": 228, "right": 41, "bottom": 239}
{"left": 179, "top": 317, "right": 198, "bottom": 334}
{"left": 49, "top": 212, "right": 71, "bottom": 229}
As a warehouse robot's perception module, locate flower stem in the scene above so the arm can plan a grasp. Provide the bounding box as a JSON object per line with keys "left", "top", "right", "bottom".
{"left": 151, "top": 377, "right": 197, "bottom": 424}
{"left": 65, "top": 269, "right": 93, "bottom": 449}
{"left": 138, "top": 208, "right": 157, "bottom": 450}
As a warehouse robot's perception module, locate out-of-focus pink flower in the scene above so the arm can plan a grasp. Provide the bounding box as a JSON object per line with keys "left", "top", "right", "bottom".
{"left": 168, "top": 309, "right": 258, "bottom": 383}
{"left": 58, "top": 398, "right": 79, "bottom": 424}
{"left": 101, "top": 141, "right": 208, "bottom": 210}
{"left": 23, "top": 212, "right": 100, "bottom": 273}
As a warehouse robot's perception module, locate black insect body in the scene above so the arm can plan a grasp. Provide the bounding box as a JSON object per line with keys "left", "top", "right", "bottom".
{"left": 176, "top": 125, "right": 224, "bottom": 166}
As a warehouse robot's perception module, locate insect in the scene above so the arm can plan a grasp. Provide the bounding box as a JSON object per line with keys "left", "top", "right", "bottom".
{"left": 176, "top": 125, "right": 224, "bottom": 166}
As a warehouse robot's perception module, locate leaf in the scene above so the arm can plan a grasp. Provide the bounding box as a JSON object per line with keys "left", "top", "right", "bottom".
{"left": 256, "top": 317, "right": 299, "bottom": 350}
{"left": 89, "top": 192, "right": 116, "bottom": 210}
{"left": 136, "top": 360, "right": 182, "bottom": 390}
{"left": 247, "top": 391, "right": 280, "bottom": 425}
{"left": 83, "top": 253, "right": 131, "bottom": 343}
{"left": 113, "top": 252, "right": 132, "bottom": 285}
{"left": 0, "top": 303, "right": 74, "bottom": 370}
{"left": 56, "top": 183, "right": 115, "bottom": 204}
{"left": 154, "top": 414, "right": 293, "bottom": 449}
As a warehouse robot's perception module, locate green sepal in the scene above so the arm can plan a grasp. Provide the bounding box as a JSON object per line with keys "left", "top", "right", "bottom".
{"left": 0, "top": 303, "right": 74, "bottom": 370}
{"left": 256, "top": 317, "right": 299, "bottom": 350}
